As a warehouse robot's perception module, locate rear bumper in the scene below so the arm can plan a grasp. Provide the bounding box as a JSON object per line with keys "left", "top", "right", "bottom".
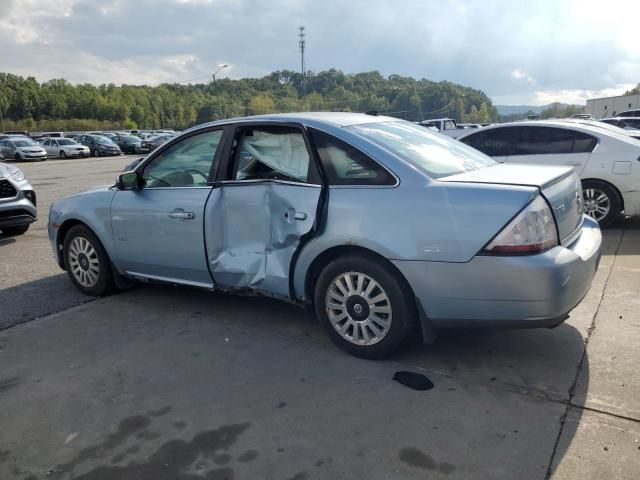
{"left": 393, "top": 215, "right": 602, "bottom": 330}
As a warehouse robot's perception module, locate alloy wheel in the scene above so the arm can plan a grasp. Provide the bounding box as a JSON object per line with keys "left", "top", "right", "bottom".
{"left": 68, "top": 236, "right": 100, "bottom": 287}
{"left": 583, "top": 188, "right": 610, "bottom": 221}
{"left": 325, "top": 271, "right": 392, "bottom": 346}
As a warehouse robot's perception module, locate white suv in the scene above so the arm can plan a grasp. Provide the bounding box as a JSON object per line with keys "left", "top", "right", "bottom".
{"left": 458, "top": 120, "right": 640, "bottom": 226}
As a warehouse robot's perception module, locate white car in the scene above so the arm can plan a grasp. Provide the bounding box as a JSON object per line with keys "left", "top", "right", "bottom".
{"left": 458, "top": 120, "right": 640, "bottom": 226}
{"left": 41, "top": 138, "right": 90, "bottom": 159}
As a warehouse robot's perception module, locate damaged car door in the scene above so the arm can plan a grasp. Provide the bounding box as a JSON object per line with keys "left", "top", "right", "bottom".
{"left": 205, "top": 124, "right": 322, "bottom": 297}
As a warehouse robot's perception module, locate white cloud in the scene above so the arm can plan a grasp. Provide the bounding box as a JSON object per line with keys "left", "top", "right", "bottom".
{"left": 0, "top": 0, "right": 638, "bottom": 105}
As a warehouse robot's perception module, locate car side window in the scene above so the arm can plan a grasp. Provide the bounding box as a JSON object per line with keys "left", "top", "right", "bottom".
{"left": 572, "top": 132, "right": 597, "bottom": 153}
{"left": 310, "top": 129, "right": 396, "bottom": 186}
{"left": 231, "top": 127, "right": 313, "bottom": 183}
{"left": 461, "top": 128, "right": 515, "bottom": 156}
{"left": 43, "top": 140, "right": 51, "bottom": 146}
{"left": 514, "top": 127, "right": 573, "bottom": 155}
{"left": 142, "top": 130, "right": 223, "bottom": 188}
{"left": 444, "top": 120, "right": 456, "bottom": 130}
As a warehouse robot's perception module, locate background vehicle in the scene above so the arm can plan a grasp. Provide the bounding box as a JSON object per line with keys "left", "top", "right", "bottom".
{"left": 603, "top": 117, "right": 640, "bottom": 130}
{"left": 141, "top": 134, "right": 175, "bottom": 152}
{"left": 0, "top": 162, "right": 37, "bottom": 236}
{"left": 458, "top": 120, "right": 640, "bottom": 226}
{"left": 76, "top": 134, "right": 122, "bottom": 157}
{"left": 417, "top": 118, "right": 467, "bottom": 138}
{"left": 616, "top": 109, "right": 640, "bottom": 118}
{"left": 48, "top": 113, "right": 600, "bottom": 359}
{"left": 41, "top": 138, "right": 90, "bottom": 158}
{"left": 114, "top": 135, "right": 144, "bottom": 154}
{"left": 0, "top": 137, "right": 47, "bottom": 161}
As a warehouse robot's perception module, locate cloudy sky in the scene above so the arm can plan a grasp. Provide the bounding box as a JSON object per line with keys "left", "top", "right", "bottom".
{"left": 1, "top": 0, "right": 638, "bottom": 105}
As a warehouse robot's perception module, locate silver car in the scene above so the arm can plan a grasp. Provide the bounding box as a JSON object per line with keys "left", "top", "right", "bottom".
{"left": 0, "top": 162, "right": 37, "bottom": 236}
{"left": 0, "top": 137, "right": 47, "bottom": 161}
{"left": 48, "top": 113, "right": 602, "bottom": 358}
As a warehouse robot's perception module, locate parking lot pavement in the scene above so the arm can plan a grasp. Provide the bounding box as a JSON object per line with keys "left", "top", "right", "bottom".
{"left": 1, "top": 157, "right": 639, "bottom": 479}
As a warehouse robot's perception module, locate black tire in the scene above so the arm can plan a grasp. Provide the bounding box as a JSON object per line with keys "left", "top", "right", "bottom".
{"left": 2, "top": 225, "right": 29, "bottom": 236}
{"left": 314, "top": 254, "right": 417, "bottom": 359}
{"left": 93, "top": 148, "right": 100, "bottom": 157}
{"left": 63, "top": 225, "right": 115, "bottom": 296}
{"left": 60, "top": 150, "right": 66, "bottom": 159}
{"left": 582, "top": 179, "right": 621, "bottom": 228}
{"left": 14, "top": 152, "right": 21, "bottom": 161}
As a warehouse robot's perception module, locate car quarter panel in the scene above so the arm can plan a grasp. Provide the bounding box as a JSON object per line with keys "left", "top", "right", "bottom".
{"left": 292, "top": 181, "right": 537, "bottom": 300}
{"left": 48, "top": 187, "right": 118, "bottom": 269}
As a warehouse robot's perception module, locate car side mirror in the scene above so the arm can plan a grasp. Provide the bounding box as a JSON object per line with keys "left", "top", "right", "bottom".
{"left": 117, "top": 171, "right": 141, "bottom": 190}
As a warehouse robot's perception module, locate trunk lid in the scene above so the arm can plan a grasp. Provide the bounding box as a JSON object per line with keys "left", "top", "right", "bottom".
{"left": 440, "top": 164, "right": 583, "bottom": 243}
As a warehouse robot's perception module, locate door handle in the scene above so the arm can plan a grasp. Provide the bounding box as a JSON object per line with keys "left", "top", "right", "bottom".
{"left": 284, "top": 209, "right": 308, "bottom": 222}
{"left": 168, "top": 209, "right": 195, "bottom": 220}
{"left": 566, "top": 162, "right": 581, "bottom": 166}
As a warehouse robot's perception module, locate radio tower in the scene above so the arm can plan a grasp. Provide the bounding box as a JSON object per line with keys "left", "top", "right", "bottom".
{"left": 298, "top": 26, "right": 306, "bottom": 94}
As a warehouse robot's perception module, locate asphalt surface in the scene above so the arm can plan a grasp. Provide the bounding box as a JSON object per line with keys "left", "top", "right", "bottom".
{"left": 0, "top": 156, "right": 639, "bottom": 479}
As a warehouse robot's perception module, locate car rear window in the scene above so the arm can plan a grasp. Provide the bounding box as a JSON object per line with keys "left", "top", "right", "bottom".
{"left": 349, "top": 121, "right": 496, "bottom": 179}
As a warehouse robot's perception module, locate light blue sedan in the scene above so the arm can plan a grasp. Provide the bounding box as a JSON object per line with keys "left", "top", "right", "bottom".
{"left": 48, "top": 113, "right": 602, "bottom": 358}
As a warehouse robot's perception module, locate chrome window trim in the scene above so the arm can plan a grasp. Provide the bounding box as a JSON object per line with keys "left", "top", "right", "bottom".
{"left": 215, "top": 178, "right": 322, "bottom": 188}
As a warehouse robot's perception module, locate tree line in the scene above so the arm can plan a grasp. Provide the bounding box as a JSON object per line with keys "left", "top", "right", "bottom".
{"left": 0, "top": 70, "right": 501, "bottom": 132}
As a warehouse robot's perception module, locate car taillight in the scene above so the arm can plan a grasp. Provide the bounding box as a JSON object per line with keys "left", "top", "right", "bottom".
{"left": 483, "top": 195, "right": 558, "bottom": 255}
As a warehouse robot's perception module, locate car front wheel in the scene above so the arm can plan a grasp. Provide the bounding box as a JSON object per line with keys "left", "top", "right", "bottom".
{"left": 63, "top": 225, "right": 114, "bottom": 296}
{"left": 582, "top": 180, "right": 621, "bottom": 227}
{"left": 314, "top": 255, "right": 417, "bottom": 359}
{"left": 60, "top": 150, "right": 67, "bottom": 159}
{"left": 93, "top": 149, "right": 100, "bottom": 157}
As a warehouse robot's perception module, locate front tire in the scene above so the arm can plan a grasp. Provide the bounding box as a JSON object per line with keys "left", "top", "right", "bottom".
{"left": 314, "top": 255, "right": 417, "bottom": 359}
{"left": 63, "top": 225, "right": 114, "bottom": 296}
{"left": 60, "top": 150, "right": 67, "bottom": 159}
{"left": 1, "top": 225, "right": 29, "bottom": 236}
{"left": 93, "top": 148, "right": 100, "bottom": 157}
{"left": 14, "top": 152, "right": 21, "bottom": 161}
{"left": 582, "top": 180, "right": 621, "bottom": 227}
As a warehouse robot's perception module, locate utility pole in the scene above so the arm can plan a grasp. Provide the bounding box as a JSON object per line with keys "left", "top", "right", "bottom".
{"left": 298, "top": 26, "right": 306, "bottom": 95}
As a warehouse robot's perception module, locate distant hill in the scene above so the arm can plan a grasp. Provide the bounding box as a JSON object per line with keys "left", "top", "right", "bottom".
{"left": 495, "top": 104, "right": 566, "bottom": 116}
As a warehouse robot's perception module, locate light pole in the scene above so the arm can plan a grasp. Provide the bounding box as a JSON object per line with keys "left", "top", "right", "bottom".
{"left": 212, "top": 64, "right": 229, "bottom": 119}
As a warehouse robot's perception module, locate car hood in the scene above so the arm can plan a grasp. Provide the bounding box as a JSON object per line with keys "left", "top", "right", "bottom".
{"left": 0, "top": 162, "right": 14, "bottom": 177}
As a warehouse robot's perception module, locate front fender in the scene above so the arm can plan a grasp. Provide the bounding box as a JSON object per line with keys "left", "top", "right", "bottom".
{"left": 48, "top": 188, "right": 117, "bottom": 269}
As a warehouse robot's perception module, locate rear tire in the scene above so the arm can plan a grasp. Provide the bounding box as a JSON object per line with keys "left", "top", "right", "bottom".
{"left": 63, "top": 225, "right": 114, "bottom": 296}
{"left": 2, "top": 225, "right": 29, "bottom": 236}
{"left": 582, "top": 180, "right": 621, "bottom": 228}
{"left": 314, "top": 254, "right": 417, "bottom": 359}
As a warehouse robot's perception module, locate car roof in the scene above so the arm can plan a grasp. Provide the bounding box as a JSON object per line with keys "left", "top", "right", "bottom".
{"left": 188, "top": 112, "right": 400, "bottom": 133}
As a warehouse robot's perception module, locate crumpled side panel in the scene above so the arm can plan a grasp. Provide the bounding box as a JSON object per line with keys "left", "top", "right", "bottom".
{"left": 205, "top": 182, "right": 320, "bottom": 297}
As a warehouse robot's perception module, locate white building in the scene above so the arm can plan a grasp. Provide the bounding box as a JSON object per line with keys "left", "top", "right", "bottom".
{"left": 586, "top": 93, "right": 640, "bottom": 118}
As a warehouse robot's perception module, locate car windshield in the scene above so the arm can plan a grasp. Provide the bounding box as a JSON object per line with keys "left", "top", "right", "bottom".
{"left": 14, "top": 140, "right": 37, "bottom": 147}
{"left": 122, "top": 136, "right": 140, "bottom": 142}
{"left": 349, "top": 121, "right": 496, "bottom": 179}
{"left": 95, "top": 136, "right": 114, "bottom": 144}
{"left": 58, "top": 139, "right": 77, "bottom": 145}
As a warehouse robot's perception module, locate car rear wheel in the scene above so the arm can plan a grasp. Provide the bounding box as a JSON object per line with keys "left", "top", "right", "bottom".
{"left": 63, "top": 225, "right": 114, "bottom": 296}
{"left": 582, "top": 180, "right": 620, "bottom": 227}
{"left": 1, "top": 225, "right": 29, "bottom": 236}
{"left": 60, "top": 150, "right": 67, "bottom": 159}
{"left": 314, "top": 255, "right": 417, "bottom": 359}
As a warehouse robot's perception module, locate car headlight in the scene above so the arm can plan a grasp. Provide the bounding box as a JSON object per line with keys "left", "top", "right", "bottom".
{"left": 7, "top": 166, "right": 25, "bottom": 181}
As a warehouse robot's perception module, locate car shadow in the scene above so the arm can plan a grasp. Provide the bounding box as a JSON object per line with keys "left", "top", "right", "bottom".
{"left": 0, "top": 236, "right": 17, "bottom": 246}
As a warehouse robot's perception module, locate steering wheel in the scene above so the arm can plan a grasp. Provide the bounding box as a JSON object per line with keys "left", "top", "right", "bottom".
{"left": 183, "top": 168, "right": 209, "bottom": 183}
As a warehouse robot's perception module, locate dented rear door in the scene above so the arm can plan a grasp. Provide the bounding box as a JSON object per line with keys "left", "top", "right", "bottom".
{"left": 204, "top": 124, "right": 322, "bottom": 298}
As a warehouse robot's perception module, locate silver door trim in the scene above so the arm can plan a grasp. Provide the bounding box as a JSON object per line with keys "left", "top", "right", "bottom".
{"left": 125, "top": 271, "right": 214, "bottom": 289}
